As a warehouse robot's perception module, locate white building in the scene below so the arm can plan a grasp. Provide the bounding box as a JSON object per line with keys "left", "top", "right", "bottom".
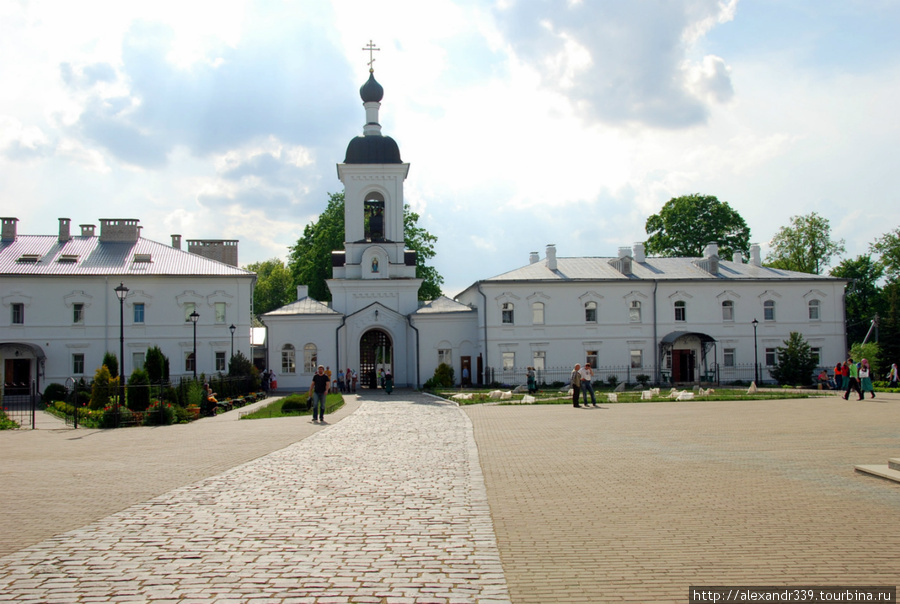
{"left": 0, "top": 217, "right": 255, "bottom": 393}
{"left": 263, "top": 66, "right": 847, "bottom": 391}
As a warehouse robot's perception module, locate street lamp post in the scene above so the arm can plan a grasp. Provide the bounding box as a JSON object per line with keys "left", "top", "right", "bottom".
{"left": 752, "top": 318, "right": 759, "bottom": 385}
{"left": 229, "top": 323, "right": 236, "bottom": 367}
{"left": 114, "top": 282, "right": 129, "bottom": 427}
{"left": 190, "top": 310, "right": 200, "bottom": 379}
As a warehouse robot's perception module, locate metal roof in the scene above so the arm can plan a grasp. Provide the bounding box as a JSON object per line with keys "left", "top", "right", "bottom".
{"left": 0, "top": 235, "right": 253, "bottom": 277}
{"left": 413, "top": 296, "right": 475, "bottom": 315}
{"left": 263, "top": 297, "right": 340, "bottom": 316}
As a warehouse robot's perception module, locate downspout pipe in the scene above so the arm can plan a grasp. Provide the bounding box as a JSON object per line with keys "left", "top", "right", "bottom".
{"left": 652, "top": 280, "right": 659, "bottom": 384}
{"left": 477, "top": 282, "right": 489, "bottom": 384}
{"left": 335, "top": 314, "right": 347, "bottom": 377}
{"left": 407, "top": 314, "right": 420, "bottom": 388}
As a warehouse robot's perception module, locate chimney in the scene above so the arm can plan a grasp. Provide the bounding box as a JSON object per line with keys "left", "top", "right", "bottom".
{"left": 529, "top": 251, "right": 540, "bottom": 264}
{"left": 187, "top": 239, "right": 239, "bottom": 267}
{"left": 58, "top": 218, "right": 71, "bottom": 242}
{"left": 618, "top": 246, "right": 631, "bottom": 259}
{"left": 733, "top": 251, "right": 743, "bottom": 264}
{"left": 297, "top": 285, "right": 309, "bottom": 300}
{"left": 546, "top": 244, "right": 557, "bottom": 271}
{"left": 1, "top": 217, "right": 18, "bottom": 241}
{"left": 749, "top": 243, "right": 761, "bottom": 267}
{"left": 80, "top": 224, "right": 96, "bottom": 237}
{"left": 633, "top": 242, "right": 646, "bottom": 263}
{"left": 704, "top": 242, "right": 719, "bottom": 258}
{"left": 99, "top": 218, "right": 141, "bottom": 242}
{"left": 171, "top": 234, "right": 182, "bottom": 250}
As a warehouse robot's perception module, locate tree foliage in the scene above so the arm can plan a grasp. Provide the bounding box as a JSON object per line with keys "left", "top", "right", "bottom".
{"left": 830, "top": 255, "right": 884, "bottom": 345}
{"left": 245, "top": 258, "right": 296, "bottom": 315}
{"left": 871, "top": 227, "right": 900, "bottom": 282}
{"left": 288, "top": 192, "right": 443, "bottom": 302}
{"left": 145, "top": 346, "right": 169, "bottom": 383}
{"left": 769, "top": 332, "right": 817, "bottom": 386}
{"left": 103, "top": 351, "right": 119, "bottom": 379}
{"left": 644, "top": 194, "right": 751, "bottom": 258}
{"left": 765, "top": 212, "right": 845, "bottom": 274}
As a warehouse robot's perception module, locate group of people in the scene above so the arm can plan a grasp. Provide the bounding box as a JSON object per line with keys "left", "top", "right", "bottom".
{"left": 261, "top": 368, "right": 277, "bottom": 393}
{"left": 826, "top": 358, "right": 898, "bottom": 400}
{"left": 570, "top": 362, "right": 597, "bottom": 407}
{"left": 324, "top": 367, "right": 358, "bottom": 394}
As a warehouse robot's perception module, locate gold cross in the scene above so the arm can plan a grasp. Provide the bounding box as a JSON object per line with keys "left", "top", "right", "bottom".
{"left": 362, "top": 39, "right": 380, "bottom": 71}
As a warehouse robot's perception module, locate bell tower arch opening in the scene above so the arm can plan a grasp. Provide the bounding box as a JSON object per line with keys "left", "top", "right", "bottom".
{"left": 364, "top": 191, "right": 386, "bottom": 242}
{"left": 359, "top": 328, "right": 392, "bottom": 389}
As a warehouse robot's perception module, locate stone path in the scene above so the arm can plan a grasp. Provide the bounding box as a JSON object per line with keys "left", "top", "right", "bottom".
{"left": 0, "top": 394, "right": 510, "bottom": 603}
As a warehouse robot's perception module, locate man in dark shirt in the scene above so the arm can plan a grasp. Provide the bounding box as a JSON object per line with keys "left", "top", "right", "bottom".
{"left": 308, "top": 365, "right": 331, "bottom": 422}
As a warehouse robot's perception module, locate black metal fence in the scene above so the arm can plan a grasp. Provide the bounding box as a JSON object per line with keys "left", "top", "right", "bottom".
{"left": 1, "top": 381, "right": 40, "bottom": 429}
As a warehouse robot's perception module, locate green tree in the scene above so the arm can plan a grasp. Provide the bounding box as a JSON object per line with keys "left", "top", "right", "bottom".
{"left": 102, "top": 351, "right": 119, "bottom": 379}
{"left": 849, "top": 342, "right": 880, "bottom": 377}
{"left": 878, "top": 281, "right": 900, "bottom": 376}
{"left": 288, "top": 192, "right": 443, "bottom": 301}
{"left": 765, "top": 212, "right": 845, "bottom": 274}
{"left": 90, "top": 365, "right": 112, "bottom": 410}
{"left": 245, "top": 258, "right": 296, "bottom": 315}
{"left": 871, "top": 227, "right": 900, "bottom": 281}
{"left": 127, "top": 368, "right": 151, "bottom": 412}
{"left": 769, "top": 332, "right": 817, "bottom": 386}
{"left": 145, "top": 346, "right": 169, "bottom": 383}
{"left": 830, "top": 255, "right": 885, "bottom": 345}
{"left": 644, "top": 194, "right": 751, "bottom": 258}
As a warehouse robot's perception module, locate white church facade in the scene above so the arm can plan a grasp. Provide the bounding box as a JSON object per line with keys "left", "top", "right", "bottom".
{"left": 263, "top": 67, "right": 848, "bottom": 391}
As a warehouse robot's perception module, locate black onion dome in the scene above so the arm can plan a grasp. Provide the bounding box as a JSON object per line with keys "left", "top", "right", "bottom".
{"left": 344, "top": 135, "right": 402, "bottom": 164}
{"left": 360, "top": 71, "right": 384, "bottom": 103}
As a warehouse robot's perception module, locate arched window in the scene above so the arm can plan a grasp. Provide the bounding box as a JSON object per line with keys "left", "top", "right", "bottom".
{"left": 585, "top": 301, "right": 597, "bottom": 323}
{"left": 532, "top": 302, "right": 545, "bottom": 325}
{"left": 629, "top": 300, "right": 641, "bottom": 323}
{"left": 501, "top": 302, "right": 514, "bottom": 324}
{"left": 808, "top": 299, "right": 820, "bottom": 321}
{"left": 674, "top": 300, "right": 686, "bottom": 322}
{"left": 364, "top": 192, "right": 385, "bottom": 242}
{"left": 282, "top": 343, "right": 296, "bottom": 374}
{"left": 303, "top": 343, "right": 317, "bottom": 373}
{"left": 722, "top": 300, "right": 734, "bottom": 322}
{"left": 764, "top": 300, "right": 775, "bottom": 321}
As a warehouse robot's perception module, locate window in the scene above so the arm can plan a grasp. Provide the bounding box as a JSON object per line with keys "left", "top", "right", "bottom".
{"left": 215, "top": 351, "right": 226, "bottom": 371}
{"left": 724, "top": 348, "right": 736, "bottom": 367}
{"left": 585, "top": 301, "right": 597, "bottom": 323}
{"left": 303, "top": 344, "right": 317, "bottom": 373}
{"left": 215, "top": 302, "right": 226, "bottom": 324}
{"left": 532, "top": 302, "right": 544, "bottom": 325}
{"left": 811, "top": 347, "right": 821, "bottom": 365}
{"left": 282, "top": 344, "right": 296, "bottom": 374}
{"left": 765, "top": 347, "right": 776, "bottom": 366}
{"left": 630, "top": 349, "right": 643, "bottom": 369}
{"left": 586, "top": 350, "right": 598, "bottom": 369}
{"left": 73, "top": 303, "right": 84, "bottom": 324}
{"left": 73, "top": 353, "right": 85, "bottom": 374}
{"left": 674, "top": 301, "right": 686, "bottom": 322}
{"left": 185, "top": 352, "right": 195, "bottom": 373}
{"left": 133, "top": 352, "right": 145, "bottom": 371}
{"left": 502, "top": 352, "right": 515, "bottom": 371}
{"left": 133, "top": 303, "right": 145, "bottom": 324}
{"left": 438, "top": 349, "right": 452, "bottom": 367}
{"left": 629, "top": 300, "right": 642, "bottom": 323}
{"left": 533, "top": 351, "right": 546, "bottom": 371}
{"left": 184, "top": 302, "right": 196, "bottom": 322}
{"left": 764, "top": 300, "right": 775, "bottom": 321}
{"left": 664, "top": 350, "right": 672, "bottom": 369}
{"left": 501, "top": 302, "right": 514, "bottom": 324}
{"left": 722, "top": 300, "right": 734, "bottom": 322}
{"left": 808, "top": 299, "right": 820, "bottom": 320}
{"left": 11, "top": 303, "right": 24, "bottom": 325}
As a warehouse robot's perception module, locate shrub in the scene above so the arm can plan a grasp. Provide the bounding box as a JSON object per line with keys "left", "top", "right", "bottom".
{"left": 42, "top": 382, "right": 69, "bottom": 404}
{"left": 99, "top": 406, "right": 132, "bottom": 429}
{"left": 103, "top": 351, "right": 119, "bottom": 379}
{"left": 143, "top": 401, "right": 176, "bottom": 426}
{"left": 769, "top": 332, "right": 817, "bottom": 386}
{"left": 90, "top": 365, "right": 113, "bottom": 410}
{"left": 145, "top": 346, "right": 169, "bottom": 383}
{"left": 635, "top": 374, "right": 651, "bottom": 387}
{"left": 128, "top": 368, "right": 151, "bottom": 411}
{"left": 280, "top": 394, "right": 308, "bottom": 413}
{"left": 606, "top": 375, "right": 620, "bottom": 389}
{"left": 424, "top": 363, "right": 455, "bottom": 390}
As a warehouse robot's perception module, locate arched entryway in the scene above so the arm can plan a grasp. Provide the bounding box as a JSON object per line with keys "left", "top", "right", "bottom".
{"left": 659, "top": 332, "right": 717, "bottom": 384}
{"left": 359, "top": 329, "right": 392, "bottom": 389}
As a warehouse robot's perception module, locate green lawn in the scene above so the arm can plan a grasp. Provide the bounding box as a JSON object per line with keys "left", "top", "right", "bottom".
{"left": 240, "top": 393, "right": 344, "bottom": 419}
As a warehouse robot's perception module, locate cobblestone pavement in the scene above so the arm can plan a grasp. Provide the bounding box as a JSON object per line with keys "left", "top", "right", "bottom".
{"left": 0, "top": 392, "right": 510, "bottom": 603}
{"left": 465, "top": 392, "right": 900, "bottom": 604}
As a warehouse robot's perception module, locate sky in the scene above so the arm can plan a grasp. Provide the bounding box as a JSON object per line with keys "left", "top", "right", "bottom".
{"left": 2, "top": 0, "right": 900, "bottom": 298}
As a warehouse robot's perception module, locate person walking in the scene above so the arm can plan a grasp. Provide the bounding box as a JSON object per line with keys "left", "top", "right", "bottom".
{"left": 526, "top": 367, "right": 536, "bottom": 395}
{"left": 580, "top": 362, "right": 597, "bottom": 406}
{"left": 834, "top": 361, "right": 843, "bottom": 391}
{"left": 570, "top": 363, "right": 582, "bottom": 407}
{"left": 843, "top": 358, "right": 863, "bottom": 401}
{"left": 887, "top": 362, "right": 898, "bottom": 388}
{"left": 308, "top": 365, "right": 330, "bottom": 422}
{"left": 384, "top": 369, "right": 393, "bottom": 394}
{"left": 859, "top": 359, "right": 875, "bottom": 399}
{"left": 351, "top": 369, "right": 358, "bottom": 393}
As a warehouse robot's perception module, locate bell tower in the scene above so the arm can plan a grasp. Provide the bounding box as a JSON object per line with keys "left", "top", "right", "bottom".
{"left": 329, "top": 47, "right": 421, "bottom": 317}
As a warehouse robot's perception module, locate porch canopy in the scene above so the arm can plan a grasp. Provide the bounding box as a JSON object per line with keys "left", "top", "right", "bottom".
{"left": 658, "top": 331, "right": 718, "bottom": 383}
